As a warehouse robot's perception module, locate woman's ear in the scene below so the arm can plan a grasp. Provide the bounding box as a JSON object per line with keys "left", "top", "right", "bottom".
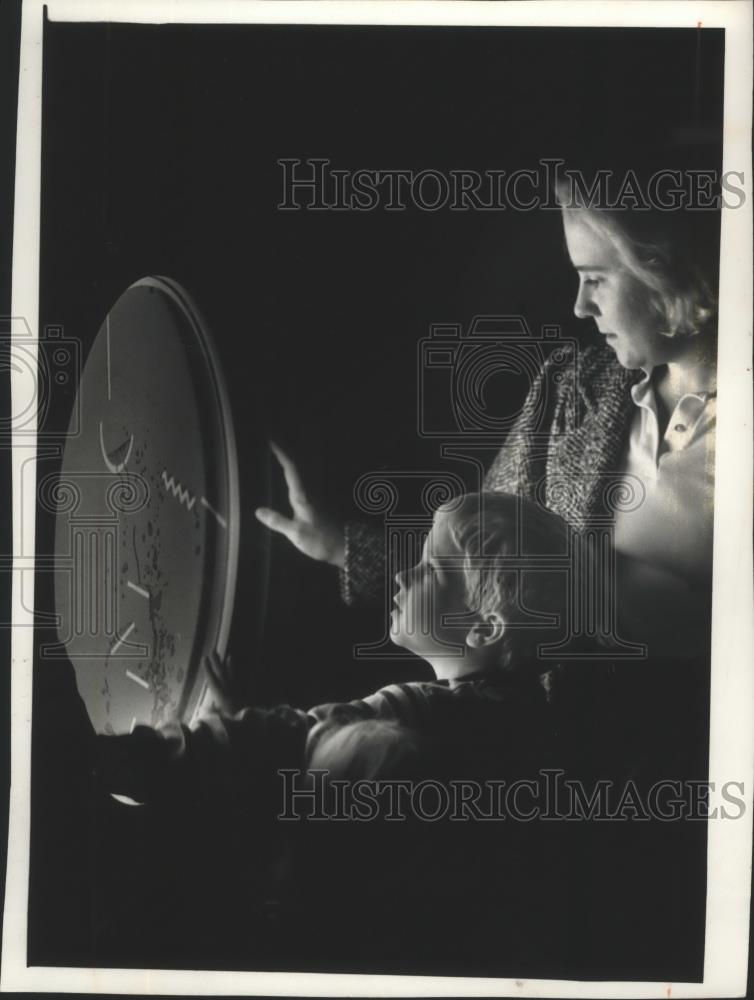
{"left": 465, "top": 612, "right": 505, "bottom": 649}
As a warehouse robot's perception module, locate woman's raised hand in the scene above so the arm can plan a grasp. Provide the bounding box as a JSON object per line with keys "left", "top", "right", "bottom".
{"left": 255, "top": 442, "right": 346, "bottom": 568}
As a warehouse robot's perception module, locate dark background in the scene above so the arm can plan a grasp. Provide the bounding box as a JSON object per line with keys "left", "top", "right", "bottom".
{"left": 9, "top": 11, "right": 737, "bottom": 981}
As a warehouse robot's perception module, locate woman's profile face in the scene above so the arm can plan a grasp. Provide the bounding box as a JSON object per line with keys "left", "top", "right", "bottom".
{"left": 562, "top": 211, "right": 674, "bottom": 371}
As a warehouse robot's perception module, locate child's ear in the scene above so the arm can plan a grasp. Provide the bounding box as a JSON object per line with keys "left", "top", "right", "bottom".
{"left": 465, "top": 613, "right": 505, "bottom": 649}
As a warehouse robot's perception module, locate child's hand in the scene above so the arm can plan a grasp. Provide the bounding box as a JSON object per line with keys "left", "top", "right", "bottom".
{"left": 203, "top": 649, "right": 245, "bottom": 715}
{"left": 255, "top": 442, "right": 345, "bottom": 568}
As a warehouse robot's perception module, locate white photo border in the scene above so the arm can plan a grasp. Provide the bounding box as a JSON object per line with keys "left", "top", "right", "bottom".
{"left": 3, "top": 1, "right": 752, "bottom": 996}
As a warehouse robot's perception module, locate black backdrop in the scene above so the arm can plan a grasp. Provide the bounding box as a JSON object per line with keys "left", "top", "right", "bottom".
{"left": 27, "top": 16, "right": 725, "bottom": 975}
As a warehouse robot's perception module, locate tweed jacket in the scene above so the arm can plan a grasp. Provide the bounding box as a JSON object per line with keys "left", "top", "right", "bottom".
{"left": 341, "top": 342, "right": 642, "bottom": 606}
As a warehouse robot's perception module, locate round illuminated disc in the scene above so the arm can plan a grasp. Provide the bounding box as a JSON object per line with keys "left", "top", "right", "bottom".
{"left": 53, "top": 276, "right": 239, "bottom": 734}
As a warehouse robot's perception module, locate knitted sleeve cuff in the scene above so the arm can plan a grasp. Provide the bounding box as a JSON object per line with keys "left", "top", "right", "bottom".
{"left": 338, "top": 519, "right": 386, "bottom": 607}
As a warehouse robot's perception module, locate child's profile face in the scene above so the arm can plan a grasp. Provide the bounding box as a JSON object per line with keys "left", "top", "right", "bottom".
{"left": 390, "top": 510, "right": 470, "bottom": 660}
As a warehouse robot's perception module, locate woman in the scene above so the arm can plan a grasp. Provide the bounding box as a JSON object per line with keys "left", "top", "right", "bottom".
{"left": 486, "top": 181, "right": 719, "bottom": 656}
{"left": 256, "top": 175, "right": 720, "bottom": 659}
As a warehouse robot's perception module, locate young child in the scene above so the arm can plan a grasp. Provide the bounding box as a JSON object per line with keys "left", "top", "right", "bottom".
{"left": 95, "top": 490, "right": 572, "bottom": 801}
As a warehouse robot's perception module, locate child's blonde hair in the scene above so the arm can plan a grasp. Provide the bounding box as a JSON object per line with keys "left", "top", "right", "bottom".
{"left": 439, "top": 491, "right": 572, "bottom": 670}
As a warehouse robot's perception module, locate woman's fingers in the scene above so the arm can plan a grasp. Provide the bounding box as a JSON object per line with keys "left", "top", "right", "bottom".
{"left": 258, "top": 441, "right": 346, "bottom": 567}
{"left": 255, "top": 506, "right": 320, "bottom": 558}
{"left": 270, "top": 441, "right": 309, "bottom": 511}
{"left": 255, "top": 505, "right": 298, "bottom": 541}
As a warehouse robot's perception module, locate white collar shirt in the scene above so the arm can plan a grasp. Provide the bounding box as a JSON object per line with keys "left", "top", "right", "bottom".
{"left": 612, "top": 365, "right": 716, "bottom": 656}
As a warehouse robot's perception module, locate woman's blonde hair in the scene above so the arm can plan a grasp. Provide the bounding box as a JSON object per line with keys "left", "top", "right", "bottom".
{"left": 555, "top": 178, "right": 718, "bottom": 340}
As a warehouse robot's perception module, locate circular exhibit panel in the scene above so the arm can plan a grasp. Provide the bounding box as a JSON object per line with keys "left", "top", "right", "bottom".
{"left": 53, "top": 277, "right": 239, "bottom": 734}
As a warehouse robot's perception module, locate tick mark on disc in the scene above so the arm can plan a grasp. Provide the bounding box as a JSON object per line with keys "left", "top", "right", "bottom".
{"left": 200, "top": 496, "right": 227, "bottom": 529}
{"left": 111, "top": 620, "right": 136, "bottom": 655}
{"left": 127, "top": 580, "right": 150, "bottom": 600}
{"left": 125, "top": 669, "right": 150, "bottom": 691}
